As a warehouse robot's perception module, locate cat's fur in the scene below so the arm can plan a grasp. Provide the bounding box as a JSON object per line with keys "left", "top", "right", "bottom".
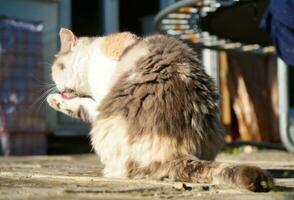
{"left": 47, "top": 28, "right": 273, "bottom": 192}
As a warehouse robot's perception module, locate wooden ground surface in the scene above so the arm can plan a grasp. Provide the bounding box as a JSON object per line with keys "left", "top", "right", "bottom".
{"left": 0, "top": 150, "right": 294, "bottom": 200}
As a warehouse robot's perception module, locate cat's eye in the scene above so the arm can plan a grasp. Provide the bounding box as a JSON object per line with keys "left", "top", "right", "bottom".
{"left": 58, "top": 63, "right": 65, "bottom": 70}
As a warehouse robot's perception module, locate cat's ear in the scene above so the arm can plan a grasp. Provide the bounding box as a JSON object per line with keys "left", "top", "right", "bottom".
{"left": 59, "top": 28, "right": 77, "bottom": 53}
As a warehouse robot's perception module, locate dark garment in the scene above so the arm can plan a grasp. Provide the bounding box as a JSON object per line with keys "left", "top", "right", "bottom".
{"left": 260, "top": 0, "right": 294, "bottom": 66}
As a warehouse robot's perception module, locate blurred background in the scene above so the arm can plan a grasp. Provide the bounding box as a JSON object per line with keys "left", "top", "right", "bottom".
{"left": 0, "top": 0, "right": 293, "bottom": 155}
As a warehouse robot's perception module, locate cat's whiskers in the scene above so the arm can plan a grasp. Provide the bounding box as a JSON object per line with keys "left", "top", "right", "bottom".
{"left": 30, "top": 87, "right": 54, "bottom": 109}
{"left": 36, "top": 87, "right": 57, "bottom": 113}
{"left": 37, "top": 61, "right": 53, "bottom": 67}
{"left": 30, "top": 85, "right": 57, "bottom": 111}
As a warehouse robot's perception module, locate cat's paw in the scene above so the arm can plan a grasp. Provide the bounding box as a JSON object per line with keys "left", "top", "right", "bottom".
{"left": 47, "top": 93, "right": 78, "bottom": 116}
{"left": 47, "top": 93, "right": 92, "bottom": 122}
{"left": 47, "top": 93, "right": 65, "bottom": 110}
{"left": 237, "top": 165, "right": 274, "bottom": 192}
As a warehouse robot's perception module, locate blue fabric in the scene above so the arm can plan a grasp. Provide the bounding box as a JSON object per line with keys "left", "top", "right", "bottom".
{"left": 260, "top": 0, "right": 294, "bottom": 66}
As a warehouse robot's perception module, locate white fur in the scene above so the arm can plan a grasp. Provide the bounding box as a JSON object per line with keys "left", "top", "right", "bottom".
{"left": 49, "top": 33, "right": 168, "bottom": 178}
{"left": 87, "top": 39, "right": 118, "bottom": 104}
{"left": 91, "top": 116, "right": 130, "bottom": 177}
{"left": 50, "top": 37, "right": 119, "bottom": 120}
{"left": 91, "top": 116, "right": 181, "bottom": 178}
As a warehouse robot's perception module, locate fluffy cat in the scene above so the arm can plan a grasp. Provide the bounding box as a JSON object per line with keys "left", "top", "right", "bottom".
{"left": 47, "top": 28, "right": 273, "bottom": 192}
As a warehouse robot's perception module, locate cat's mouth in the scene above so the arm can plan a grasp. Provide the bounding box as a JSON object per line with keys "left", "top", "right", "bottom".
{"left": 60, "top": 89, "right": 77, "bottom": 100}
{"left": 59, "top": 89, "right": 93, "bottom": 100}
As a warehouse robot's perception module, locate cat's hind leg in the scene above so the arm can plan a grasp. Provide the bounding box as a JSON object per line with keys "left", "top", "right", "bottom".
{"left": 47, "top": 93, "right": 98, "bottom": 123}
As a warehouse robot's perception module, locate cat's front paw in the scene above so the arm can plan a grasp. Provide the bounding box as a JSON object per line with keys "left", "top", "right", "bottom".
{"left": 47, "top": 93, "right": 76, "bottom": 116}
{"left": 47, "top": 93, "right": 92, "bottom": 122}
{"left": 47, "top": 93, "right": 64, "bottom": 110}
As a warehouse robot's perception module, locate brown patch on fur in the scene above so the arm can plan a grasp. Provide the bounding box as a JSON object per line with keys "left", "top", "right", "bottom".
{"left": 127, "top": 155, "right": 216, "bottom": 182}
{"left": 98, "top": 35, "right": 223, "bottom": 160}
{"left": 77, "top": 105, "right": 91, "bottom": 123}
{"left": 209, "top": 163, "right": 274, "bottom": 192}
{"left": 126, "top": 160, "right": 140, "bottom": 178}
{"left": 96, "top": 32, "right": 274, "bottom": 190}
{"left": 235, "top": 165, "right": 274, "bottom": 192}
{"left": 127, "top": 159, "right": 163, "bottom": 179}
{"left": 100, "top": 32, "right": 139, "bottom": 60}
{"left": 126, "top": 155, "right": 273, "bottom": 192}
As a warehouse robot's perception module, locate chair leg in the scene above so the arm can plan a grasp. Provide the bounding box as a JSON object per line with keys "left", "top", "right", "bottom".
{"left": 278, "top": 58, "right": 294, "bottom": 152}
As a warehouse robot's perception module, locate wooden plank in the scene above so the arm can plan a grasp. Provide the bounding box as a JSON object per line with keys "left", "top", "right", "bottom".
{"left": 226, "top": 53, "right": 279, "bottom": 142}
{"left": 219, "top": 52, "right": 232, "bottom": 142}
{"left": 0, "top": 152, "right": 293, "bottom": 199}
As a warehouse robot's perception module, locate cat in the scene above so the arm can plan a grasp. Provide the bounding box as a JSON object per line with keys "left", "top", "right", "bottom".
{"left": 47, "top": 28, "right": 273, "bottom": 192}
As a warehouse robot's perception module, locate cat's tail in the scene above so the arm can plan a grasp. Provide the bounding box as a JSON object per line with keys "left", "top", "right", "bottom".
{"left": 129, "top": 155, "right": 274, "bottom": 192}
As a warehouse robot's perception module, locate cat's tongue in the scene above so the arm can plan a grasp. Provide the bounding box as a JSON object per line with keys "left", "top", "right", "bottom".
{"left": 60, "top": 91, "right": 74, "bottom": 100}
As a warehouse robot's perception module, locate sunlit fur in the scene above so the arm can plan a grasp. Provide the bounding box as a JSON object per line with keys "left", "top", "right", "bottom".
{"left": 47, "top": 28, "right": 273, "bottom": 192}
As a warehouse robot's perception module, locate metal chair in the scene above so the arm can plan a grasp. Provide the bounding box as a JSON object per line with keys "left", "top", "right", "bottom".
{"left": 154, "top": 0, "right": 294, "bottom": 152}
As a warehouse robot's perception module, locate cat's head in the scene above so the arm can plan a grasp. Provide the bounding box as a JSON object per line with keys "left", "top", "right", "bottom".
{"left": 51, "top": 28, "right": 138, "bottom": 98}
